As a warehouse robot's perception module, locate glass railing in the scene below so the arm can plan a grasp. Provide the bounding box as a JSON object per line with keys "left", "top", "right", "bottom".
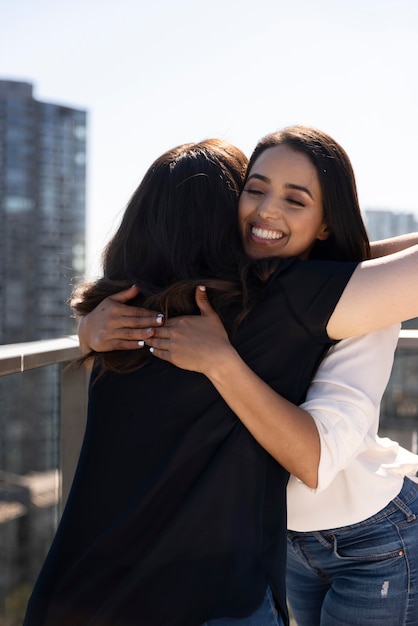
{"left": 0, "top": 336, "right": 88, "bottom": 625}
{"left": 0, "top": 331, "right": 417, "bottom": 625}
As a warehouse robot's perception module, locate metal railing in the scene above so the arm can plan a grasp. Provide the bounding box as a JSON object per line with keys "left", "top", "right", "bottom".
{"left": 0, "top": 335, "right": 89, "bottom": 505}
{"left": 0, "top": 331, "right": 418, "bottom": 625}
{"left": 1, "top": 329, "right": 418, "bottom": 496}
{"left": 0, "top": 336, "right": 89, "bottom": 624}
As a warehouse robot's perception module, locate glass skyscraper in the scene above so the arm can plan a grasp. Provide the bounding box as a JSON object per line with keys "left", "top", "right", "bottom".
{"left": 0, "top": 79, "right": 87, "bottom": 474}
{"left": 0, "top": 79, "right": 87, "bottom": 345}
{"left": 0, "top": 80, "right": 87, "bottom": 619}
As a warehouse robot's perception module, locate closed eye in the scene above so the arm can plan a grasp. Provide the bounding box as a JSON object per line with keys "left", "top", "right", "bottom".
{"left": 243, "top": 187, "right": 264, "bottom": 196}
{"left": 287, "top": 197, "right": 305, "bottom": 207}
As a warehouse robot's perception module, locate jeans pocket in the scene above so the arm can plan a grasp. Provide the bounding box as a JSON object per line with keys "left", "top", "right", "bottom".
{"left": 331, "top": 521, "right": 406, "bottom": 563}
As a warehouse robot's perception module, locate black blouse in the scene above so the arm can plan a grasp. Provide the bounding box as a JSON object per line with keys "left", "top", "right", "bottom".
{"left": 23, "top": 258, "right": 357, "bottom": 626}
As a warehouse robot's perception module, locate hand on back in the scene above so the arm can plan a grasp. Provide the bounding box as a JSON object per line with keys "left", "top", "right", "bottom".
{"left": 78, "top": 285, "right": 164, "bottom": 354}
{"left": 145, "top": 286, "right": 235, "bottom": 376}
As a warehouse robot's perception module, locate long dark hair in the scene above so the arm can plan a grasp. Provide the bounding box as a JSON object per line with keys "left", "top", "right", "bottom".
{"left": 72, "top": 139, "right": 271, "bottom": 373}
{"left": 246, "top": 126, "right": 371, "bottom": 262}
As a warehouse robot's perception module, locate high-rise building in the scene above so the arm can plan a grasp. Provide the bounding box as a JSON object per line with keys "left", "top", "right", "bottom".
{"left": 364, "top": 209, "right": 418, "bottom": 242}
{"left": 0, "top": 79, "right": 87, "bottom": 344}
{"left": 0, "top": 80, "right": 87, "bottom": 474}
{"left": 0, "top": 80, "right": 87, "bottom": 617}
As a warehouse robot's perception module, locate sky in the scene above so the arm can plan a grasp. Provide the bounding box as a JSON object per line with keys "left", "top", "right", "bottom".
{"left": 2, "top": 0, "right": 418, "bottom": 277}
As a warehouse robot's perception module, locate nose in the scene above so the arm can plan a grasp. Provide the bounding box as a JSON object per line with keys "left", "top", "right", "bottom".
{"left": 256, "top": 196, "right": 282, "bottom": 220}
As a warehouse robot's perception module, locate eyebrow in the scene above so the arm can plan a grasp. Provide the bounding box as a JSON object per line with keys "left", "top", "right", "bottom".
{"left": 247, "top": 173, "right": 314, "bottom": 199}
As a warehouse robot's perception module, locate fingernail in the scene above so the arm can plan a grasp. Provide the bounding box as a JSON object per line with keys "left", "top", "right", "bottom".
{"left": 149, "top": 347, "right": 154, "bottom": 354}
{"left": 146, "top": 328, "right": 153, "bottom": 335}
{"left": 198, "top": 285, "right": 206, "bottom": 291}
{"left": 156, "top": 314, "right": 164, "bottom": 324}
{"left": 138, "top": 340, "right": 145, "bottom": 347}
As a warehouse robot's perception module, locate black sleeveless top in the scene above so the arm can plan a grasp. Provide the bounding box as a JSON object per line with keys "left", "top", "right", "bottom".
{"left": 23, "top": 258, "right": 357, "bottom": 626}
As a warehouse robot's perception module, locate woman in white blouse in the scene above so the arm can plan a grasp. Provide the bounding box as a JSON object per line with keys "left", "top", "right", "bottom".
{"left": 286, "top": 324, "right": 418, "bottom": 625}
{"left": 78, "top": 127, "right": 418, "bottom": 625}
{"left": 79, "top": 294, "right": 418, "bottom": 626}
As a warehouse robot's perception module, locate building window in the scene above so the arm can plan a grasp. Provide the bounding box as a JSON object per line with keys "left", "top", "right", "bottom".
{"left": 4, "top": 196, "right": 34, "bottom": 213}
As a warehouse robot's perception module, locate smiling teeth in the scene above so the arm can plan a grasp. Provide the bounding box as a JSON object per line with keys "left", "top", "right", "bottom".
{"left": 252, "top": 226, "right": 284, "bottom": 240}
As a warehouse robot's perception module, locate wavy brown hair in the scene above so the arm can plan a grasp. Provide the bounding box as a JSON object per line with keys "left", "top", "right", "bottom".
{"left": 72, "top": 139, "right": 274, "bottom": 373}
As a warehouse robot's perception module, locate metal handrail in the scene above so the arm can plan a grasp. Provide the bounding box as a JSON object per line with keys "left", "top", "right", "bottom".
{"left": 0, "top": 335, "right": 88, "bottom": 504}
{"left": 0, "top": 335, "right": 81, "bottom": 376}
{"left": 2, "top": 330, "right": 418, "bottom": 378}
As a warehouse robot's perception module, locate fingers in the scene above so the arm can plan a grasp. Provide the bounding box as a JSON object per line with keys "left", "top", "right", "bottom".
{"left": 148, "top": 346, "right": 169, "bottom": 362}
{"left": 108, "top": 311, "right": 164, "bottom": 330}
{"left": 141, "top": 335, "right": 170, "bottom": 363}
{"left": 79, "top": 298, "right": 165, "bottom": 352}
{"left": 195, "top": 285, "right": 215, "bottom": 316}
{"left": 144, "top": 336, "right": 169, "bottom": 351}
{"left": 105, "top": 301, "right": 163, "bottom": 324}
{"left": 110, "top": 285, "right": 141, "bottom": 303}
{"left": 104, "top": 326, "right": 157, "bottom": 348}
{"left": 99, "top": 293, "right": 165, "bottom": 329}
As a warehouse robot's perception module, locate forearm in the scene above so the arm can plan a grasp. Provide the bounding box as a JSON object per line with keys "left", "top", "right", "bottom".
{"left": 146, "top": 287, "right": 320, "bottom": 485}
{"left": 370, "top": 232, "right": 418, "bottom": 258}
{"left": 328, "top": 244, "right": 418, "bottom": 339}
{"left": 205, "top": 347, "right": 320, "bottom": 488}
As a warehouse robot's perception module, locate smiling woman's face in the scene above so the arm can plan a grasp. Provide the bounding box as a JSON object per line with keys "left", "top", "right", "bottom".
{"left": 238, "top": 144, "right": 329, "bottom": 261}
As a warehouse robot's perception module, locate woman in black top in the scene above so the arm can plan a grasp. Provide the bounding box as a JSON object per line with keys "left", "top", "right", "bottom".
{"left": 24, "top": 130, "right": 418, "bottom": 626}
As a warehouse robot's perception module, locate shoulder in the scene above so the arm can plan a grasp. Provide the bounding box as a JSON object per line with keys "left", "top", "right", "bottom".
{"left": 269, "top": 258, "right": 358, "bottom": 320}
{"left": 268, "top": 257, "right": 358, "bottom": 290}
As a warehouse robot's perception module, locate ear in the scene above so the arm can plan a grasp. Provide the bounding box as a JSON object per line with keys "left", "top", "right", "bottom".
{"left": 316, "top": 222, "right": 330, "bottom": 241}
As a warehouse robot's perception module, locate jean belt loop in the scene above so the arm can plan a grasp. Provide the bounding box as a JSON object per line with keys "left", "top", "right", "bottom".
{"left": 392, "top": 495, "right": 416, "bottom": 522}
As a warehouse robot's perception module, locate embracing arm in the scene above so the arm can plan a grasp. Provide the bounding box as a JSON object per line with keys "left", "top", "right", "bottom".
{"left": 328, "top": 244, "right": 418, "bottom": 339}
{"left": 147, "top": 286, "right": 320, "bottom": 488}
{"left": 370, "top": 232, "right": 418, "bottom": 258}
{"left": 146, "top": 286, "right": 401, "bottom": 489}
{"left": 196, "top": 338, "right": 321, "bottom": 488}
{"left": 145, "top": 298, "right": 401, "bottom": 490}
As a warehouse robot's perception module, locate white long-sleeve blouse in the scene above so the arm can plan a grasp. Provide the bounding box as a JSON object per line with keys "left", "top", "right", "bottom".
{"left": 287, "top": 324, "right": 418, "bottom": 531}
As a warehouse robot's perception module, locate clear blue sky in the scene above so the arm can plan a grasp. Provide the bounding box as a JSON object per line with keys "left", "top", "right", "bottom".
{"left": 2, "top": 0, "right": 418, "bottom": 276}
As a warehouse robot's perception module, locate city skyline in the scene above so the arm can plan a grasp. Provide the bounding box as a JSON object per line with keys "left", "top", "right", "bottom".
{"left": 2, "top": 0, "right": 418, "bottom": 277}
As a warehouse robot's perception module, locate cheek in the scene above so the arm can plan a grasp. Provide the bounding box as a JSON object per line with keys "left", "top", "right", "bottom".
{"left": 237, "top": 202, "right": 247, "bottom": 229}
{"left": 294, "top": 214, "right": 321, "bottom": 234}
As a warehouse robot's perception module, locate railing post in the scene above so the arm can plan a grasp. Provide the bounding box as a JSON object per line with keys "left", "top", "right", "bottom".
{"left": 60, "top": 364, "right": 89, "bottom": 511}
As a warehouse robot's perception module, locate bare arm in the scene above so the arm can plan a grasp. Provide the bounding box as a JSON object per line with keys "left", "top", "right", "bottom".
{"left": 327, "top": 244, "right": 418, "bottom": 339}
{"left": 147, "top": 287, "right": 320, "bottom": 488}
{"left": 370, "top": 232, "right": 418, "bottom": 259}
{"left": 146, "top": 286, "right": 402, "bottom": 490}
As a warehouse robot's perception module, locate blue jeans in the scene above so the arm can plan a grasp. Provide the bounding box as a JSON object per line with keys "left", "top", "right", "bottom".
{"left": 202, "top": 587, "right": 284, "bottom": 626}
{"left": 287, "top": 477, "right": 418, "bottom": 625}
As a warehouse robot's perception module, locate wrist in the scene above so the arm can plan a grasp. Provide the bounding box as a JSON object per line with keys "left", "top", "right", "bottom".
{"left": 205, "top": 345, "right": 242, "bottom": 384}
{"left": 77, "top": 317, "right": 93, "bottom": 355}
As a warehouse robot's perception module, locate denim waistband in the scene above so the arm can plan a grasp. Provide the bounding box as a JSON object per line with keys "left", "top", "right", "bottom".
{"left": 288, "top": 476, "right": 418, "bottom": 538}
